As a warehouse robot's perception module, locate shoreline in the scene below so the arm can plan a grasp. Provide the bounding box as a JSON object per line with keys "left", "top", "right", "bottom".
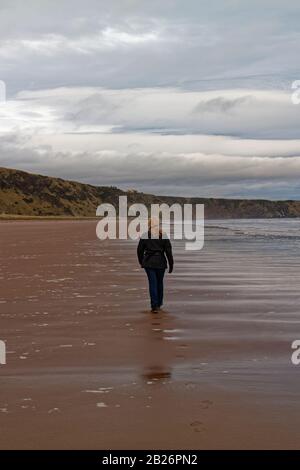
{"left": 1, "top": 213, "right": 300, "bottom": 221}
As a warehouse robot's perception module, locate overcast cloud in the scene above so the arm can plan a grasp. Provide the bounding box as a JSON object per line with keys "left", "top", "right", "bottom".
{"left": 0, "top": 0, "right": 300, "bottom": 198}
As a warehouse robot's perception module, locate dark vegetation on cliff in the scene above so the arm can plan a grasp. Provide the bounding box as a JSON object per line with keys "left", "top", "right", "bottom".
{"left": 1, "top": 167, "right": 300, "bottom": 218}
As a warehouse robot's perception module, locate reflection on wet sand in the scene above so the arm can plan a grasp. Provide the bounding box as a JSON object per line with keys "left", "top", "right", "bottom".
{"left": 142, "top": 367, "right": 172, "bottom": 383}
{"left": 141, "top": 310, "right": 172, "bottom": 384}
{"left": 139, "top": 310, "right": 175, "bottom": 384}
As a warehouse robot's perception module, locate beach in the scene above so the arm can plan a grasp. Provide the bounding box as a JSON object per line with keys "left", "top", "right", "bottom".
{"left": 1, "top": 218, "right": 300, "bottom": 449}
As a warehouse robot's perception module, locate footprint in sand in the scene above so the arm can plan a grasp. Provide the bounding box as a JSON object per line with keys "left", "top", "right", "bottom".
{"left": 190, "top": 420, "right": 205, "bottom": 433}
{"left": 185, "top": 382, "right": 196, "bottom": 390}
{"left": 199, "top": 400, "right": 213, "bottom": 409}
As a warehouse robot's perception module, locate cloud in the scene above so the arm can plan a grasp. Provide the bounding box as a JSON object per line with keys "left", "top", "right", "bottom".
{"left": 2, "top": 86, "right": 300, "bottom": 140}
{"left": 0, "top": 27, "right": 162, "bottom": 59}
{"left": 2, "top": 135, "right": 300, "bottom": 199}
{"left": 0, "top": 1, "right": 300, "bottom": 199}
{"left": 0, "top": 85, "right": 300, "bottom": 199}
{"left": 0, "top": 1, "right": 300, "bottom": 91}
{"left": 193, "top": 96, "right": 253, "bottom": 113}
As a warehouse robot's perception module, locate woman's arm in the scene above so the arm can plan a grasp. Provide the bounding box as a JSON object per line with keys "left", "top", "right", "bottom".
{"left": 165, "top": 239, "right": 174, "bottom": 273}
{"left": 137, "top": 238, "right": 145, "bottom": 266}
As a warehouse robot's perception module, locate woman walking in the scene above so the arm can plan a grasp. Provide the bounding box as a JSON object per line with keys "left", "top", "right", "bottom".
{"left": 137, "top": 218, "right": 173, "bottom": 313}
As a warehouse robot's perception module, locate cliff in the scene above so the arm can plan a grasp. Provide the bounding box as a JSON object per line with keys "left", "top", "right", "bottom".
{"left": 1, "top": 167, "right": 300, "bottom": 218}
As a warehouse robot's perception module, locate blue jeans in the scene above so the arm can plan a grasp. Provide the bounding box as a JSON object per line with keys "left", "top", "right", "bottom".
{"left": 145, "top": 268, "right": 165, "bottom": 309}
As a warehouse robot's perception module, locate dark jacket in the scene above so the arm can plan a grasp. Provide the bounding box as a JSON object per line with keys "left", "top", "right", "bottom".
{"left": 137, "top": 232, "right": 174, "bottom": 271}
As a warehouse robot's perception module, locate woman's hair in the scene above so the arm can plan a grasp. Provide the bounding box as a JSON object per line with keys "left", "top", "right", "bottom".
{"left": 148, "top": 217, "right": 162, "bottom": 237}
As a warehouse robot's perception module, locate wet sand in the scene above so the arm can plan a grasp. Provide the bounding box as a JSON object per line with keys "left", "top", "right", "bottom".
{"left": 1, "top": 219, "right": 300, "bottom": 449}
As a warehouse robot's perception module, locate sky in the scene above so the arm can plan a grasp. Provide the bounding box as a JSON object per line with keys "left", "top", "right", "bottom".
{"left": 0, "top": 0, "right": 300, "bottom": 199}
